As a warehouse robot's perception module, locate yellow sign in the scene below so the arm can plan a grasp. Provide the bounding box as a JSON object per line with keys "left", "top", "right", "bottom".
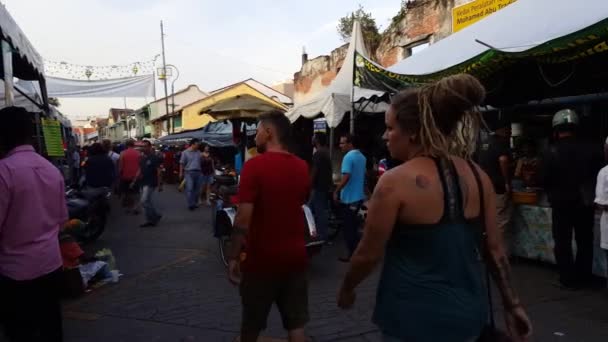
{"left": 41, "top": 118, "right": 65, "bottom": 157}
{"left": 452, "top": 0, "right": 517, "bottom": 33}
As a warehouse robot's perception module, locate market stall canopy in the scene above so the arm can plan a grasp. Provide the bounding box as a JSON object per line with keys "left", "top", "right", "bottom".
{"left": 355, "top": 0, "right": 608, "bottom": 106}
{"left": 0, "top": 3, "right": 44, "bottom": 80}
{"left": 0, "top": 79, "right": 43, "bottom": 111}
{"left": 158, "top": 121, "right": 256, "bottom": 147}
{"left": 285, "top": 21, "right": 386, "bottom": 128}
{"left": 205, "top": 93, "right": 287, "bottom": 120}
{"left": 191, "top": 80, "right": 289, "bottom": 121}
{"left": 390, "top": 0, "right": 608, "bottom": 76}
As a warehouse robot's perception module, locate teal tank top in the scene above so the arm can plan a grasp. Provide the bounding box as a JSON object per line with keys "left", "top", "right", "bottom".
{"left": 373, "top": 158, "right": 488, "bottom": 341}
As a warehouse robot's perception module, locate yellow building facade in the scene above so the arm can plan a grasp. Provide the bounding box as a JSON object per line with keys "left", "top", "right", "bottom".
{"left": 181, "top": 83, "right": 288, "bottom": 130}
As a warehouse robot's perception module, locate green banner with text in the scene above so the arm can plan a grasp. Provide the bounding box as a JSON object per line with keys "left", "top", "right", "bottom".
{"left": 41, "top": 118, "right": 65, "bottom": 157}
{"left": 354, "top": 18, "right": 608, "bottom": 91}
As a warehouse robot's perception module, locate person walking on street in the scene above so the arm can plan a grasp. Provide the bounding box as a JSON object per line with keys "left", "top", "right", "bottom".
{"left": 478, "top": 118, "right": 513, "bottom": 238}
{"left": 180, "top": 139, "right": 203, "bottom": 210}
{"left": 71, "top": 146, "right": 81, "bottom": 187}
{"left": 103, "top": 139, "right": 120, "bottom": 191}
{"left": 0, "top": 106, "right": 68, "bottom": 342}
{"left": 540, "top": 109, "right": 603, "bottom": 289}
{"left": 337, "top": 75, "right": 532, "bottom": 341}
{"left": 310, "top": 133, "right": 333, "bottom": 241}
{"left": 103, "top": 139, "right": 120, "bottom": 171}
{"left": 118, "top": 139, "right": 141, "bottom": 214}
{"left": 228, "top": 111, "right": 310, "bottom": 342}
{"left": 594, "top": 136, "right": 608, "bottom": 280}
{"left": 200, "top": 144, "right": 215, "bottom": 206}
{"left": 135, "top": 140, "right": 163, "bottom": 227}
{"left": 334, "top": 134, "right": 366, "bottom": 262}
{"left": 83, "top": 143, "right": 115, "bottom": 188}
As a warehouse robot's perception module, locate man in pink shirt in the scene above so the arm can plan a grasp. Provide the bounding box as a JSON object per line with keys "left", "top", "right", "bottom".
{"left": 0, "top": 106, "right": 67, "bottom": 342}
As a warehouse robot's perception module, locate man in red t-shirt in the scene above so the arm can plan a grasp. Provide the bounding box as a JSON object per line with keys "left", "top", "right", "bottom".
{"left": 118, "top": 139, "right": 141, "bottom": 213}
{"left": 228, "top": 111, "right": 310, "bottom": 342}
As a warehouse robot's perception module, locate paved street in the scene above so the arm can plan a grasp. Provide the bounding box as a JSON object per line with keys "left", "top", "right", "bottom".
{"left": 59, "top": 187, "right": 608, "bottom": 342}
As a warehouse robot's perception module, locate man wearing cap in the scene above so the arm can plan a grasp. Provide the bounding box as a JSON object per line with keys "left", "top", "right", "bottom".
{"left": 540, "top": 109, "right": 603, "bottom": 289}
{"left": 478, "top": 117, "right": 513, "bottom": 237}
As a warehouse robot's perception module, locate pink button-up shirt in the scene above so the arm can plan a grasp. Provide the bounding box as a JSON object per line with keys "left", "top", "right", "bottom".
{"left": 0, "top": 145, "right": 68, "bottom": 280}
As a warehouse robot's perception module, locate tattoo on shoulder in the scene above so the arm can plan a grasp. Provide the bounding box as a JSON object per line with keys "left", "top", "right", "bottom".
{"left": 415, "top": 175, "right": 430, "bottom": 189}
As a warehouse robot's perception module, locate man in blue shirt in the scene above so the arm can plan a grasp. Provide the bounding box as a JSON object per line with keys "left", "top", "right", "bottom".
{"left": 334, "top": 134, "right": 366, "bottom": 262}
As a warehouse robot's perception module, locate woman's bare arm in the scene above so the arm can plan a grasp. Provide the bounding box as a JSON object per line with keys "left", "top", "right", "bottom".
{"left": 340, "top": 173, "right": 401, "bottom": 292}
{"left": 478, "top": 165, "right": 521, "bottom": 308}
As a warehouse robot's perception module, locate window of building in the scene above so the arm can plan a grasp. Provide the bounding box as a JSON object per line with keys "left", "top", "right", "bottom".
{"left": 173, "top": 114, "right": 182, "bottom": 129}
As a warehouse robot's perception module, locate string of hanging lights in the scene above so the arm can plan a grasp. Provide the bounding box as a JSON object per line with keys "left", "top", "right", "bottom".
{"left": 44, "top": 55, "right": 160, "bottom": 80}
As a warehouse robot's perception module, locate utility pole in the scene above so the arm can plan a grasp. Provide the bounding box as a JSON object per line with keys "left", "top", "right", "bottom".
{"left": 160, "top": 21, "right": 170, "bottom": 121}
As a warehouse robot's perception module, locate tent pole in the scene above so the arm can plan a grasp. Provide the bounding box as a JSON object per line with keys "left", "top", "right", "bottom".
{"left": 2, "top": 39, "right": 14, "bottom": 107}
{"left": 329, "top": 126, "right": 335, "bottom": 169}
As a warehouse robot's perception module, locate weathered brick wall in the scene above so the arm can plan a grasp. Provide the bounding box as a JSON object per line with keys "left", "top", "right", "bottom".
{"left": 293, "top": 0, "right": 469, "bottom": 103}
{"left": 377, "top": 0, "right": 457, "bottom": 67}
{"left": 294, "top": 44, "right": 348, "bottom": 104}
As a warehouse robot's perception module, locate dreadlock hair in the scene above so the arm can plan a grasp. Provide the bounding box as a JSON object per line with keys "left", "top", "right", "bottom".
{"left": 390, "top": 74, "right": 486, "bottom": 159}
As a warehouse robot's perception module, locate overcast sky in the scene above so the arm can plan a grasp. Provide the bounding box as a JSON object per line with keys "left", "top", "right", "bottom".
{"left": 3, "top": 0, "right": 401, "bottom": 119}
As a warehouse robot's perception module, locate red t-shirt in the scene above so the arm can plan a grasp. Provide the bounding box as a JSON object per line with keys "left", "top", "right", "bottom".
{"left": 120, "top": 148, "right": 141, "bottom": 180}
{"left": 238, "top": 151, "right": 310, "bottom": 275}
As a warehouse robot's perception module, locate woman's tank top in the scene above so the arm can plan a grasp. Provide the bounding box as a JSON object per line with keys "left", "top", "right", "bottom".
{"left": 373, "top": 158, "right": 487, "bottom": 341}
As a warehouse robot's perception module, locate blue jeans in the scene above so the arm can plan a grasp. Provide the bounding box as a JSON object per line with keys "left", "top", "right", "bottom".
{"left": 141, "top": 185, "right": 161, "bottom": 223}
{"left": 309, "top": 190, "right": 329, "bottom": 241}
{"left": 341, "top": 201, "right": 363, "bottom": 257}
{"left": 185, "top": 171, "right": 203, "bottom": 208}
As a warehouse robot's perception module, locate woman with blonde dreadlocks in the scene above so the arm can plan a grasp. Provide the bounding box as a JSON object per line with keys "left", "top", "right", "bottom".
{"left": 337, "top": 74, "right": 532, "bottom": 341}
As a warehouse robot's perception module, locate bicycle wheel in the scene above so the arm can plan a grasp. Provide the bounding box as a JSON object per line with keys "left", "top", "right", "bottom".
{"left": 218, "top": 236, "right": 232, "bottom": 267}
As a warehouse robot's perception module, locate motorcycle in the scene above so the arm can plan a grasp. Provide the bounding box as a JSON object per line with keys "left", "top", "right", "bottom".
{"left": 210, "top": 169, "right": 239, "bottom": 267}
{"left": 65, "top": 186, "right": 111, "bottom": 244}
{"left": 211, "top": 169, "right": 325, "bottom": 267}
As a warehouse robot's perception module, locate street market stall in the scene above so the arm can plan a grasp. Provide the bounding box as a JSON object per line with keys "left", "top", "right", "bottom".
{"left": 348, "top": 0, "right": 608, "bottom": 278}
{"left": 353, "top": 0, "right": 608, "bottom": 106}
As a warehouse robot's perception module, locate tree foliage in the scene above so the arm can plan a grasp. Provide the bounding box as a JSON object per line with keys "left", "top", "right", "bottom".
{"left": 337, "top": 5, "right": 381, "bottom": 54}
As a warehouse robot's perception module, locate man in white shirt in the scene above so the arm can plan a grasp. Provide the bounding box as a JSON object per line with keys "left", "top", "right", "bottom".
{"left": 594, "top": 137, "right": 608, "bottom": 274}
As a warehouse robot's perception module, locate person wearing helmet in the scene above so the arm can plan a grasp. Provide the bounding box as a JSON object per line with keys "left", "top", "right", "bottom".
{"left": 540, "top": 108, "right": 603, "bottom": 289}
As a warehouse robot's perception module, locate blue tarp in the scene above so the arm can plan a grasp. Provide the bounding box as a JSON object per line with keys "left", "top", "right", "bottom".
{"left": 158, "top": 121, "right": 256, "bottom": 147}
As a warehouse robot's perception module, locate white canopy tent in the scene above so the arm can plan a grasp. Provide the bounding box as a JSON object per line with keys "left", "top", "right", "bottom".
{"left": 0, "top": 3, "right": 44, "bottom": 78}
{"left": 285, "top": 21, "right": 386, "bottom": 128}
{"left": 0, "top": 79, "right": 43, "bottom": 111}
{"left": 388, "top": 0, "right": 608, "bottom": 76}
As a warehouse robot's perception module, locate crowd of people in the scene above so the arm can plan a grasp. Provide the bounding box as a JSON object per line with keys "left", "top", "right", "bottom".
{"left": 226, "top": 75, "right": 533, "bottom": 342}
{"left": 6, "top": 71, "right": 608, "bottom": 342}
